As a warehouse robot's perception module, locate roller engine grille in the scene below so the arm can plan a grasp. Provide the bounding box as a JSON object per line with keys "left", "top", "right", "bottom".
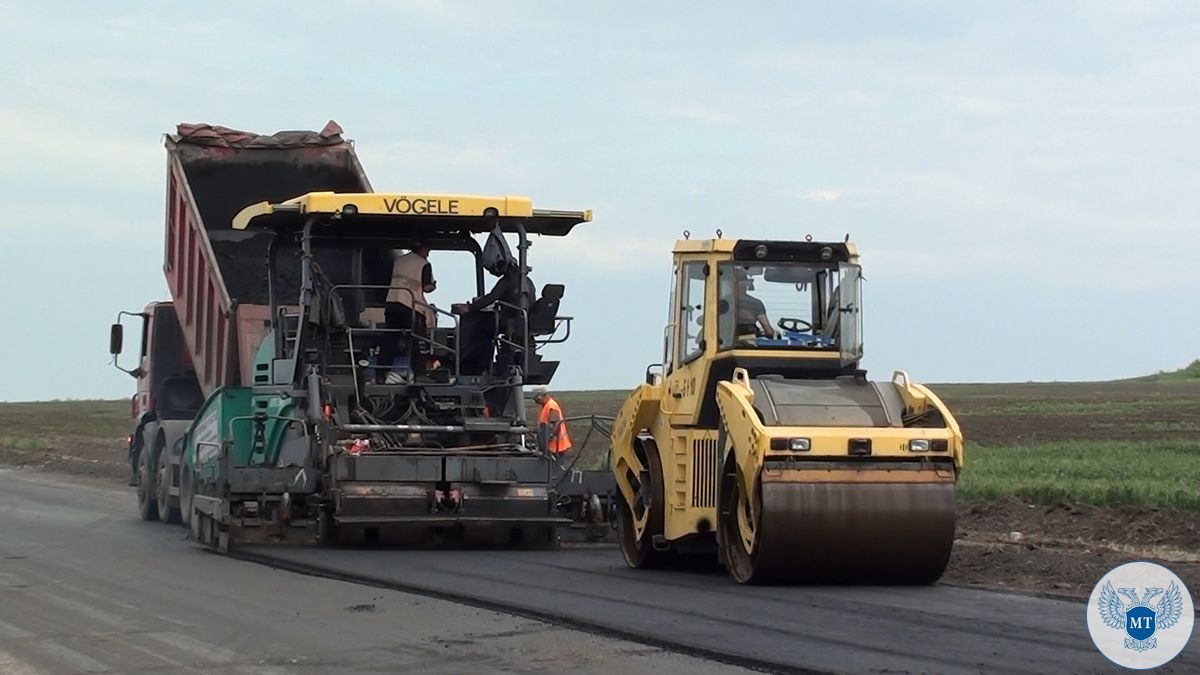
{"left": 691, "top": 438, "right": 720, "bottom": 508}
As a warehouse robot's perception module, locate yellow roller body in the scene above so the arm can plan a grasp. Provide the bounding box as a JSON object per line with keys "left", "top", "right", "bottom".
{"left": 609, "top": 236, "right": 966, "bottom": 584}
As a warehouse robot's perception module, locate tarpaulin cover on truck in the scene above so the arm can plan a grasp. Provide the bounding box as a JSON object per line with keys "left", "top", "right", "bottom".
{"left": 173, "top": 120, "right": 349, "bottom": 148}
{"left": 168, "top": 120, "right": 369, "bottom": 307}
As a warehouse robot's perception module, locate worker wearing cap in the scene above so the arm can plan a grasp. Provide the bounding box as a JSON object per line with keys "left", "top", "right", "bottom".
{"left": 533, "top": 386, "right": 572, "bottom": 455}
{"left": 734, "top": 271, "right": 778, "bottom": 339}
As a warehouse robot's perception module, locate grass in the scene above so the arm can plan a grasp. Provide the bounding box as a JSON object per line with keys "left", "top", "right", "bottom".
{"left": 0, "top": 435, "right": 52, "bottom": 451}
{"left": 959, "top": 440, "right": 1200, "bottom": 510}
{"left": 1137, "top": 359, "right": 1200, "bottom": 382}
{"left": 960, "top": 400, "right": 1139, "bottom": 416}
{"left": 0, "top": 400, "right": 129, "bottom": 458}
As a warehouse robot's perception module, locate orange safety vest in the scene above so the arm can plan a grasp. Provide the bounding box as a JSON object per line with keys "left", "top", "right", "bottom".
{"left": 538, "top": 397, "right": 572, "bottom": 454}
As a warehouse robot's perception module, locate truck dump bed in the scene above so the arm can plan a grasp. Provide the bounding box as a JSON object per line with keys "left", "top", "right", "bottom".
{"left": 163, "top": 121, "right": 371, "bottom": 396}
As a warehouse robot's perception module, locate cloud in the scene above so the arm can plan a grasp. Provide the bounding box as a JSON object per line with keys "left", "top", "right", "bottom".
{"left": 0, "top": 108, "right": 160, "bottom": 201}
{"left": 100, "top": 14, "right": 221, "bottom": 37}
{"left": 378, "top": 0, "right": 517, "bottom": 30}
{"left": 644, "top": 105, "right": 738, "bottom": 124}
{"left": 359, "top": 140, "right": 513, "bottom": 180}
{"left": 800, "top": 190, "right": 841, "bottom": 202}
{"left": 942, "top": 94, "right": 1009, "bottom": 115}
{"left": 533, "top": 232, "right": 676, "bottom": 272}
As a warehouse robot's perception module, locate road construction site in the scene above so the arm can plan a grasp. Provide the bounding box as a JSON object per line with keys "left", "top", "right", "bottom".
{"left": 6, "top": 379, "right": 1197, "bottom": 602}
{"left": 2, "top": 378, "right": 1199, "bottom": 673}
{"left": 2, "top": 467, "right": 1195, "bottom": 674}
{"left": 1, "top": 120, "right": 1198, "bottom": 673}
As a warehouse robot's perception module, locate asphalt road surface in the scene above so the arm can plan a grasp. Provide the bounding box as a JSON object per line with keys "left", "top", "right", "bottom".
{"left": 0, "top": 469, "right": 751, "bottom": 674}
{"left": 2, "top": 468, "right": 1197, "bottom": 674}
{"left": 247, "top": 536, "right": 1200, "bottom": 674}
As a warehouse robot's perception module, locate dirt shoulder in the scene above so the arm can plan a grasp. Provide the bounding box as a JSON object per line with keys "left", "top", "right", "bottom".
{"left": 949, "top": 497, "right": 1200, "bottom": 600}
{"left": 4, "top": 452, "right": 1195, "bottom": 601}
{"left": 0, "top": 444, "right": 128, "bottom": 482}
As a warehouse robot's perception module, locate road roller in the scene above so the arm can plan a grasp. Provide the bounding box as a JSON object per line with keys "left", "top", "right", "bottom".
{"left": 609, "top": 234, "right": 965, "bottom": 584}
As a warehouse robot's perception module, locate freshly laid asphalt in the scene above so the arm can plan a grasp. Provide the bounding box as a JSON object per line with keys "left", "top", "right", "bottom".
{"left": 245, "top": 535, "right": 1200, "bottom": 674}
{"left": 2, "top": 468, "right": 1196, "bottom": 674}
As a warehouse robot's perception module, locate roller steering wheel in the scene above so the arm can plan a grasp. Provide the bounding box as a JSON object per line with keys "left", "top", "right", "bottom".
{"left": 777, "top": 317, "right": 812, "bottom": 333}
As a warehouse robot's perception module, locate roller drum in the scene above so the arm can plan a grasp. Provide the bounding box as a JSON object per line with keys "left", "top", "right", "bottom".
{"left": 724, "top": 475, "right": 956, "bottom": 585}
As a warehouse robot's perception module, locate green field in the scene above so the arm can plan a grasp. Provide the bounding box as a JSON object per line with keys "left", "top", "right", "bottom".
{"left": 0, "top": 400, "right": 130, "bottom": 453}
{"left": 3, "top": 375, "right": 1199, "bottom": 510}
{"left": 956, "top": 440, "right": 1200, "bottom": 510}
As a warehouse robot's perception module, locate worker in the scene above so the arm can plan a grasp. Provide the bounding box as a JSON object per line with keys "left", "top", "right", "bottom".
{"left": 533, "top": 385, "right": 572, "bottom": 455}
{"left": 451, "top": 252, "right": 534, "bottom": 375}
{"left": 734, "top": 270, "right": 778, "bottom": 339}
{"left": 380, "top": 242, "right": 436, "bottom": 383}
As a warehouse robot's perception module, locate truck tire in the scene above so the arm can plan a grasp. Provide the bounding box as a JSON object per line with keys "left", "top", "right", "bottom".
{"left": 137, "top": 443, "right": 159, "bottom": 522}
{"left": 179, "top": 463, "right": 194, "bottom": 529}
{"left": 154, "top": 433, "right": 181, "bottom": 525}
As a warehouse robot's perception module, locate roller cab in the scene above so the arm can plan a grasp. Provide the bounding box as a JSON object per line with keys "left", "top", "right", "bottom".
{"left": 610, "top": 236, "right": 964, "bottom": 584}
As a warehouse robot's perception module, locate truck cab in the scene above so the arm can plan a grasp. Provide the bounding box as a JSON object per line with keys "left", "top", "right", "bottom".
{"left": 111, "top": 301, "right": 204, "bottom": 522}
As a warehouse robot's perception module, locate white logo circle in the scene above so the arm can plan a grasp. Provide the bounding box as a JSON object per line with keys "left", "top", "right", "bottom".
{"left": 1087, "top": 561, "right": 1194, "bottom": 669}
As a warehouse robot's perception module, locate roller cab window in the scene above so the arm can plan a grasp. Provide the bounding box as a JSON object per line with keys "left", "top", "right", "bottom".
{"left": 677, "top": 261, "right": 708, "bottom": 366}
{"left": 716, "top": 261, "right": 862, "bottom": 355}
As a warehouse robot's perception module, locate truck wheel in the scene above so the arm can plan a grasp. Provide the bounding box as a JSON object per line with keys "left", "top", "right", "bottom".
{"left": 127, "top": 432, "right": 141, "bottom": 487}
{"left": 154, "top": 435, "right": 181, "bottom": 525}
{"left": 179, "top": 464, "right": 193, "bottom": 529}
{"left": 137, "top": 446, "right": 159, "bottom": 522}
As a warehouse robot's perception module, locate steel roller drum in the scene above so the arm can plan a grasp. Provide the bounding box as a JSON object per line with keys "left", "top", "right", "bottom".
{"left": 740, "top": 477, "right": 957, "bottom": 584}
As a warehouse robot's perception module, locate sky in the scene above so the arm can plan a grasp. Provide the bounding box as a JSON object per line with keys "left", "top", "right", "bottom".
{"left": 1, "top": 1, "right": 1198, "bottom": 402}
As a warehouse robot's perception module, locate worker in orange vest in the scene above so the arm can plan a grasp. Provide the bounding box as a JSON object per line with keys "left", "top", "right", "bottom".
{"left": 533, "top": 386, "right": 572, "bottom": 455}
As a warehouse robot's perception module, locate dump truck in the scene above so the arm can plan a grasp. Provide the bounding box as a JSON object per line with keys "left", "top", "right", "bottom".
{"left": 109, "top": 121, "right": 590, "bottom": 551}
{"left": 609, "top": 235, "right": 965, "bottom": 584}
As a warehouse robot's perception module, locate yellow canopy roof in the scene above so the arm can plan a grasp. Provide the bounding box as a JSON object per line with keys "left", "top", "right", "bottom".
{"left": 232, "top": 191, "right": 592, "bottom": 236}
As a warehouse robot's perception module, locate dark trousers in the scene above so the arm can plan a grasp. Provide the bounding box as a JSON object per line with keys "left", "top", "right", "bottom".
{"left": 378, "top": 303, "right": 427, "bottom": 372}
{"left": 458, "top": 311, "right": 497, "bottom": 376}
{"left": 458, "top": 311, "right": 529, "bottom": 376}
{"left": 498, "top": 316, "right": 527, "bottom": 371}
